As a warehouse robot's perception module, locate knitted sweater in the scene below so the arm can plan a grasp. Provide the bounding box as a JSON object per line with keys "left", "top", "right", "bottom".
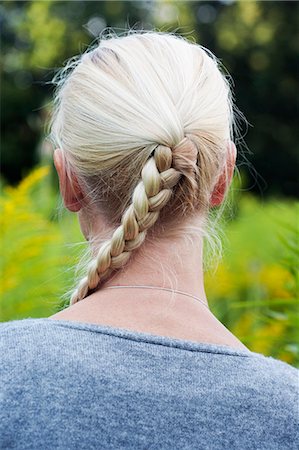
{"left": 1, "top": 318, "right": 298, "bottom": 449}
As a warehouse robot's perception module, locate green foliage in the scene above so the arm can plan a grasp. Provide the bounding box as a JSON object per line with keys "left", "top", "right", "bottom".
{"left": 1, "top": 166, "right": 298, "bottom": 367}
{"left": 0, "top": 165, "right": 82, "bottom": 320}
{"left": 206, "top": 196, "right": 299, "bottom": 365}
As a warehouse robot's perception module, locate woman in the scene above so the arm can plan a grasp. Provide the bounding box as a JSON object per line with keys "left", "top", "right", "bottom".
{"left": 1, "top": 31, "right": 297, "bottom": 449}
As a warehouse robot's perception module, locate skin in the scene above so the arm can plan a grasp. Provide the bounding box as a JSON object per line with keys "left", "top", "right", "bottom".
{"left": 50, "top": 142, "right": 249, "bottom": 351}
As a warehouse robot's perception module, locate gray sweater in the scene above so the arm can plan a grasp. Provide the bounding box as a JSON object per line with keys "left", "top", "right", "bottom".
{"left": 1, "top": 318, "right": 298, "bottom": 449}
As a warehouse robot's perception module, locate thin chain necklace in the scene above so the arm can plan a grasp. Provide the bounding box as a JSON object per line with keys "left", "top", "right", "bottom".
{"left": 103, "top": 285, "right": 209, "bottom": 309}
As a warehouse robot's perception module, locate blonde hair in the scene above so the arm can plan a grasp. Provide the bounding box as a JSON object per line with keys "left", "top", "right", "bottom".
{"left": 49, "top": 30, "right": 236, "bottom": 305}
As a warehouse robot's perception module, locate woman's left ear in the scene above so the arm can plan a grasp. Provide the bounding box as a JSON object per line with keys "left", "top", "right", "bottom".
{"left": 53, "top": 148, "right": 84, "bottom": 212}
{"left": 209, "top": 141, "right": 236, "bottom": 207}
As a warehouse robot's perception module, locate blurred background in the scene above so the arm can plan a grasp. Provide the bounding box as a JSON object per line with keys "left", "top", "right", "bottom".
{"left": 0, "top": 1, "right": 298, "bottom": 366}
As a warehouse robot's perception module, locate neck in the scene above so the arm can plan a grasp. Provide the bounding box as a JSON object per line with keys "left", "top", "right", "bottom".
{"left": 99, "top": 232, "right": 208, "bottom": 307}
{"left": 51, "top": 222, "right": 249, "bottom": 350}
{"left": 65, "top": 231, "right": 216, "bottom": 339}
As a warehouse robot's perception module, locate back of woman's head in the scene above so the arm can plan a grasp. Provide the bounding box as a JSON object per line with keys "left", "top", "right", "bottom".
{"left": 49, "top": 31, "right": 236, "bottom": 305}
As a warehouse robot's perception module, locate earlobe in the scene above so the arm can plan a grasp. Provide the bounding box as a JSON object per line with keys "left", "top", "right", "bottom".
{"left": 53, "top": 148, "right": 84, "bottom": 212}
{"left": 210, "top": 175, "right": 226, "bottom": 207}
{"left": 209, "top": 141, "right": 236, "bottom": 207}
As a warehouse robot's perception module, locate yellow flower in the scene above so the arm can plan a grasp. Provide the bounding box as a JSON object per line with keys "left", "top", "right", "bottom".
{"left": 258, "top": 264, "right": 293, "bottom": 299}
{"left": 205, "top": 263, "right": 236, "bottom": 298}
{"left": 3, "top": 166, "right": 50, "bottom": 198}
{"left": 251, "top": 322, "right": 286, "bottom": 355}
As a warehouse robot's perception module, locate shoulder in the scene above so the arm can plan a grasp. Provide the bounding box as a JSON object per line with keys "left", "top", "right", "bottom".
{"left": 1, "top": 318, "right": 39, "bottom": 333}
{"left": 243, "top": 351, "right": 299, "bottom": 401}
{"left": 1, "top": 318, "right": 55, "bottom": 358}
{"left": 0, "top": 318, "right": 73, "bottom": 368}
{"left": 249, "top": 350, "right": 299, "bottom": 380}
{"left": 1, "top": 319, "right": 298, "bottom": 418}
{"left": 1, "top": 318, "right": 298, "bottom": 375}
{"left": 0, "top": 318, "right": 55, "bottom": 347}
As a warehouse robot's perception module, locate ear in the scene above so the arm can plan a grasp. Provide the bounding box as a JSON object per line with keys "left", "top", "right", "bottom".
{"left": 210, "top": 141, "right": 236, "bottom": 207}
{"left": 53, "top": 148, "right": 84, "bottom": 212}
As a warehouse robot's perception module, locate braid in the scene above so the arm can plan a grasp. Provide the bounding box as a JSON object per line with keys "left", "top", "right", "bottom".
{"left": 70, "top": 143, "right": 186, "bottom": 305}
